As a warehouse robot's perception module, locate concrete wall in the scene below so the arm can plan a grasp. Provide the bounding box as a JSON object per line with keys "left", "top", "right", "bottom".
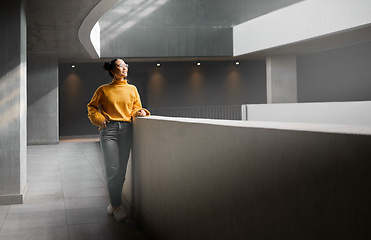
{"left": 245, "top": 101, "right": 371, "bottom": 126}
{"left": 101, "top": 27, "right": 233, "bottom": 58}
{"left": 266, "top": 55, "right": 297, "bottom": 103}
{"left": 130, "top": 116, "right": 371, "bottom": 240}
{"left": 0, "top": 0, "right": 28, "bottom": 205}
{"left": 297, "top": 40, "right": 371, "bottom": 103}
{"left": 27, "top": 54, "right": 59, "bottom": 145}
{"left": 99, "top": 0, "right": 302, "bottom": 58}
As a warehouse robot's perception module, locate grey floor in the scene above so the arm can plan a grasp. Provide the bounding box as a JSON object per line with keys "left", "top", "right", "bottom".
{"left": 0, "top": 139, "right": 151, "bottom": 240}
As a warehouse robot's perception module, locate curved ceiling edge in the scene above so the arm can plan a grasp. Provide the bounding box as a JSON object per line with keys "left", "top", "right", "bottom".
{"left": 78, "top": 0, "right": 119, "bottom": 59}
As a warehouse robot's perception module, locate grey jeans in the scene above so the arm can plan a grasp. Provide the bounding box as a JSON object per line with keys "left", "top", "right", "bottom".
{"left": 100, "top": 121, "right": 133, "bottom": 207}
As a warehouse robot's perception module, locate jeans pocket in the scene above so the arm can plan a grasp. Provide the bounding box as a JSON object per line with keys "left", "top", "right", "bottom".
{"left": 100, "top": 124, "right": 116, "bottom": 139}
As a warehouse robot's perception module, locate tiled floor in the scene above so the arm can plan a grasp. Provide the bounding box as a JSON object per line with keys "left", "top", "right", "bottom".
{"left": 0, "top": 139, "right": 151, "bottom": 240}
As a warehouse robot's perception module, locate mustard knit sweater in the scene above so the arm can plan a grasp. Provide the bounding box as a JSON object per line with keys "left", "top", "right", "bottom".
{"left": 87, "top": 79, "right": 149, "bottom": 127}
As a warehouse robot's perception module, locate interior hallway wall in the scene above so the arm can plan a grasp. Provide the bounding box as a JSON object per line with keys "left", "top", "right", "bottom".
{"left": 27, "top": 53, "right": 59, "bottom": 145}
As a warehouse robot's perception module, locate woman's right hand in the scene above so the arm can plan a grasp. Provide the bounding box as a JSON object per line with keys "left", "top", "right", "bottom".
{"left": 137, "top": 109, "right": 147, "bottom": 117}
{"left": 101, "top": 119, "right": 109, "bottom": 128}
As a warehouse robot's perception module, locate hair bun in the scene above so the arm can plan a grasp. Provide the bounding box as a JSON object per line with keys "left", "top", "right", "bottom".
{"left": 103, "top": 58, "right": 120, "bottom": 78}
{"left": 103, "top": 62, "right": 111, "bottom": 71}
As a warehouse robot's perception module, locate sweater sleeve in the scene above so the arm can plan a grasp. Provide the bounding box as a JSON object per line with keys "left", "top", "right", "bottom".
{"left": 87, "top": 88, "right": 106, "bottom": 127}
{"left": 130, "top": 87, "right": 150, "bottom": 117}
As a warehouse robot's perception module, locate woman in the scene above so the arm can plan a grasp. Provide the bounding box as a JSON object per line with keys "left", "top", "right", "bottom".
{"left": 87, "top": 58, "right": 149, "bottom": 221}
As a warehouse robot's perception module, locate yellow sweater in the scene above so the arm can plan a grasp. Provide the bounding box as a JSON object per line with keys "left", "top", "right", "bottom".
{"left": 87, "top": 79, "right": 149, "bottom": 127}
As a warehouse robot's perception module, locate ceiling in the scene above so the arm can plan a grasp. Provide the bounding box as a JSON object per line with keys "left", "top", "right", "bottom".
{"left": 26, "top": 0, "right": 100, "bottom": 62}
{"left": 26, "top": 0, "right": 371, "bottom": 63}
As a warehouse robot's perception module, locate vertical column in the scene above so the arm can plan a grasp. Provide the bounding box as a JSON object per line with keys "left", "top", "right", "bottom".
{"left": 0, "top": 0, "right": 28, "bottom": 205}
{"left": 266, "top": 55, "right": 297, "bottom": 103}
{"left": 27, "top": 54, "right": 59, "bottom": 145}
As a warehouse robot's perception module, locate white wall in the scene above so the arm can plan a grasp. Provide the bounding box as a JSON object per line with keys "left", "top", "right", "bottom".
{"left": 233, "top": 0, "right": 371, "bottom": 56}
{"left": 245, "top": 101, "right": 371, "bottom": 126}
{"left": 131, "top": 116, "right": 371, "bottom": 239}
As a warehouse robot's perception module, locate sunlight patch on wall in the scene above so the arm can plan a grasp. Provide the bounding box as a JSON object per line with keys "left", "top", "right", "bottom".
{"left": 91, "top": 22, "right": 101, "bottom": 57}
{"left": 0, "top": 67, "right": 22, "bottom": 131}
{"left": 0, "top": 88, "right": 19, "bottom": 110}
{"left": 100, "top": 0, "right": 170, "bottom": 42}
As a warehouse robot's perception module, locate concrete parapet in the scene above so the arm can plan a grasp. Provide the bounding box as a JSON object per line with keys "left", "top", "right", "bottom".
{"left": 245, "top": 101, "right": 371, "bottom": 126}
{"left": 130, "top": 116, "right": 371, "bottom": 239}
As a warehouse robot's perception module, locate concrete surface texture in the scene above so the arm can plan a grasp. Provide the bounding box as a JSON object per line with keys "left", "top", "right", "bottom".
{"left": 0, "top": 0, "right": 27, "bottom": 205}
{"left": 130, "top": 116, "right": 371, "bottom": 240}
{"left": 27, "top": 54, "right": 59, "bottom": 145}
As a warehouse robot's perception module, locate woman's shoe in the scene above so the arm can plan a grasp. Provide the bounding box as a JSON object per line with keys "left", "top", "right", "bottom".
{"left": 107, "top": 204, "right": 114, "bottom": 216}
{"left": 114, "top": 206, "right": 129, "bottom": 222}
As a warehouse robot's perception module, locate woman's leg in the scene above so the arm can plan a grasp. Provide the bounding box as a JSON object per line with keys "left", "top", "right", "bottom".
{"left": 100, "top": 122, "right": 125, "bottom": 207}
{"left": 117, "top": 122, "right": 133, "bottom": 179}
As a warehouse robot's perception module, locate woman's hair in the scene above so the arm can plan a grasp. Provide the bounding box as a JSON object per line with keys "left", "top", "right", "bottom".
{"left": 103, "top": 58, "right": 119, "bottom": 78}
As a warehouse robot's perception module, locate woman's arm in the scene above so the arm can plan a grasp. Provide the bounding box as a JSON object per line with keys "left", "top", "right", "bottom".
{"left": 87, "top": 88, "right": 106, "bottom": 127}
{"left": 131, "top": 87, "right": 150, "bottom": 117}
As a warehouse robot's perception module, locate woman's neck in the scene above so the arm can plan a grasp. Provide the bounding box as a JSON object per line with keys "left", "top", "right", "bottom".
{"left": 113, "top": 76, "right": 127, "bottom": 81}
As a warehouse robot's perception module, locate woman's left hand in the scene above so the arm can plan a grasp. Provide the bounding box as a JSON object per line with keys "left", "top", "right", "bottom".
{"left": 137, "top": 109, "right": 147, "bottom": 117}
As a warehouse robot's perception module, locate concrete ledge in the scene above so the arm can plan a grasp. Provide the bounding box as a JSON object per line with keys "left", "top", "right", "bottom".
{"left": 245, "top": 101, "right": 371, "bottom": 126}
{"left": 148, "top": 115, "right": 371, "bottom": 135}
{"left": 131, "top": 116, "right": 371, "bottom": 240}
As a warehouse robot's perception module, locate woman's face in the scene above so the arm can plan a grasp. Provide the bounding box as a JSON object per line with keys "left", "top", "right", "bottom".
{"left": 111, "top": 59, "right": 128, "bottom": 78}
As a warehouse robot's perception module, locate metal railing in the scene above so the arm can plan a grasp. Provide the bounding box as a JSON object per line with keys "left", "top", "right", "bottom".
{"left": 149, "top": 105, "right": 242, "bottom": 120}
